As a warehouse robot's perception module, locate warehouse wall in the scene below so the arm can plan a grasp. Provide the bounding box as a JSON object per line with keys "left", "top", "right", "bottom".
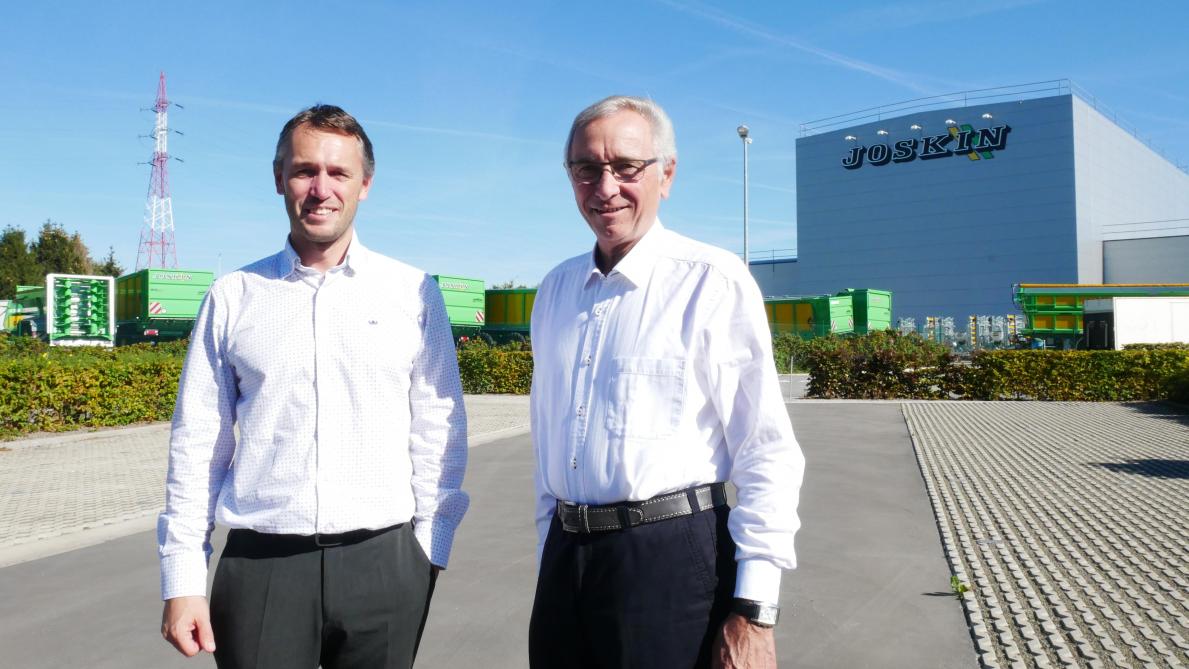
{"left": 749, "top": 258, "right": 800, "bottom": 298}
{"left": 795, "top": 95, "right": 1079, "bottom": 321}
{"left": 1103, "top": 235, "right": 1189, "bottom": 283}
{"left": 1071, "top": 95, "right": 1189, "bottom": 283}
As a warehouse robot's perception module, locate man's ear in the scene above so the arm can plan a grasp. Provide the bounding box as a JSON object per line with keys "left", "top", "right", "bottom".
{"left": 659, "top": 158, "right": 676, "bottom": 199}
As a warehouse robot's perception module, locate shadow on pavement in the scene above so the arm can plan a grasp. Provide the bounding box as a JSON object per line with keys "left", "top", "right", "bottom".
{"left": 1090, "top": 459, "right": 1189, "bottom": 479}
{"left": 1122, "top": 401, "right": 1189, "bottom": 426}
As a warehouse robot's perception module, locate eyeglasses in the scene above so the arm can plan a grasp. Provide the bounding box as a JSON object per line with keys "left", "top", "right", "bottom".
{"left": 566, "top": 158, "right": 658, "bottom": 184}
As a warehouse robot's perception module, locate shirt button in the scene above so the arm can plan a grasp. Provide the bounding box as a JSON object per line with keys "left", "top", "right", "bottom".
{"left": 576, "top": 405, "right": 585, "bottom": 417}
{"left": 582, "top": 355, "right": 592, "bottom": 365}
{"left": 594, "top": 305, "right": 603, "bottom": 316}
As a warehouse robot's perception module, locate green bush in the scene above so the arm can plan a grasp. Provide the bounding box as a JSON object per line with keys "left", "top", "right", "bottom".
{"left": 801, "top": 331, "right": 956, "bottom": 399}
{"left": 797, "top": 332, "right": 1189, "bottom": 401}
{"left": 0, "top": 348, "right": 183, "bottom": 437}
{"left": 0, "top": 334, "right": 537, "bottom": 438}
{"left": 1123, "top": 342, "right": 1189, "bottom": 350}
{"left": 771, "top": 334, "right": 809, "bottom": 373}
{"left": 1165, "top": 369, "right": 1189, "bottom": 405}
{"left": 962, "top": 349, "right": 1189, "bottom": 401}
{"left": 455, "top": 340, "right": 533, "bottom": 394}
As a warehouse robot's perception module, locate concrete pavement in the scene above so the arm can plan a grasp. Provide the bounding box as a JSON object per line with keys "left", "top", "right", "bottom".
{"left": 0, "top": 395, "right": 533, "bottom": 568}
{"left": 1, "top": 399, "right": 977, "bottom": 668}
{"left": 905, "top": 402, "right": 1189, "bottom": 668}
{"left": 2, "top": 393, "right": 1186, "bottom": 667}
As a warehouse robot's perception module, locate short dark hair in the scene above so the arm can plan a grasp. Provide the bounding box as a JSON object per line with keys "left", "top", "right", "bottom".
{"left": 273, "top": 104, "right": 375, "bottom": 178}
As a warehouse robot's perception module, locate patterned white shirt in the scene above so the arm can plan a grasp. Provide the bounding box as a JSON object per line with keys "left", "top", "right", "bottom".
{"left": 157, "top": 234, "right": 469, "bottom": 600}
{"left": 530, "top": 221, "right": 804, "bottom": 604}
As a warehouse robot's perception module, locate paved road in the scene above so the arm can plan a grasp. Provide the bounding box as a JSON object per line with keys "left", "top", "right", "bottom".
{"left": 0, "top": 402, "right": 976, "bottom": 668}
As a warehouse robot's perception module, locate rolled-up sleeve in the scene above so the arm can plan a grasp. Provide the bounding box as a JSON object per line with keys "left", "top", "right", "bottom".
{"left": 157, "top": 286, "right": 239, "bottom": 600}
{"left": 702, "top": 269, "right": 806, "bottom": 604}
{"left": 407, "top": 276, "right": 470, "bottom": 568}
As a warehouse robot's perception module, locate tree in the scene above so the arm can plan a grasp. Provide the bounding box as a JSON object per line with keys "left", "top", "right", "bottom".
{"left": 31, "top": 219, "right": 91, "bottom": 276}
{"left": 491, "top": 280, "right": 534, "bottom": 289}
{"left": 91, "top": 246, "right": 125, "bottom": 278}
{"left": 0, "top": 226, "right": 41, "bottom": 298}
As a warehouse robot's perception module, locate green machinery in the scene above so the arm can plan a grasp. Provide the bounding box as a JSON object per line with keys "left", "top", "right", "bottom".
{"left": 484, "top": 288, "right": 536, "bottom": 343}
{"left": 6, "top": 274, "right": 116, "bottom": 346}
{"left": 764, "top": 294, "right": 855, "bottom": 339}
{"left": 1014, "top": 283, "right": 1189, "bottom": 348}
{"left": 115, "top": 269, "right": 214, "bottom": 345}
{"left": 764, "top": 288, "right": 892, "bottom": 339}
{"left": 431, "top": 275, "right": 487, "bottom": 340}
{"left": 837, "top": 288, "right": 892, "bottom": 334}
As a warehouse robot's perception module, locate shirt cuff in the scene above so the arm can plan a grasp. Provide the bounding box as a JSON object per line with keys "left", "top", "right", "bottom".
{"left": 734, "top": 557, "right": 783, "bottom": 603}
{"left": 413, "top": 519, "right": 455, "bottom": 569}
{"left": 160, "top": 551, "right": 210, "bottom": 600}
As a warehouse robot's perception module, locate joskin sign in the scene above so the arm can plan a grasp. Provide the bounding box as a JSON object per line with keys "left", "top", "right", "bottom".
{"left": 842, "top": 123, "right": 1011, "bottom": 169}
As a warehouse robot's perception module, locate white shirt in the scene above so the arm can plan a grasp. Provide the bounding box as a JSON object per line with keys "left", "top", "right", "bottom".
{"left": 530, "top": 221, "right": 805, "bottom": 604}
{"left": 157, "top": 235, "right": 469, "bottom": 600}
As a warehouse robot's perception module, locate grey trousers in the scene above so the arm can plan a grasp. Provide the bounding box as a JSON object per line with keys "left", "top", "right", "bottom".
{"left": 210, "top": 523, "right": 436, "bottom": 669}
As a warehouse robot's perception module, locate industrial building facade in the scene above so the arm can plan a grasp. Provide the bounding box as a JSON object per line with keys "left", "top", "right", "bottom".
{"left": 763, "top": 83, "right": 1189, "bottom": 321}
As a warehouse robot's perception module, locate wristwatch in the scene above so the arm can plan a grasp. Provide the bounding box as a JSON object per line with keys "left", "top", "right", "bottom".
{"left": 732, "top": 598, "right": 780, "bottom": 628}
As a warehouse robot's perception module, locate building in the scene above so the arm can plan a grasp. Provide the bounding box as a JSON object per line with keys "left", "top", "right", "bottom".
{"left": 775, "top": 81, "right": 1189, "bottom": 321}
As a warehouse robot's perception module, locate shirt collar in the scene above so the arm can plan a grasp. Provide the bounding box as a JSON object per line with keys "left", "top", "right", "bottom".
{"left": 278, "top": 232, "right": 369, "bottom": 278}
{"left": 584, "top": 219, "right": 666, "bottom": 288}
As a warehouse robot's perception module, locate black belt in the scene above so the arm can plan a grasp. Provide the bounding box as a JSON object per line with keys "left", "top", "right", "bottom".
{"left": 556, "top": 483, "right": 727, "bottom": 534}
{"left": 228, "top": 522, "right": 404, "bottom": 551}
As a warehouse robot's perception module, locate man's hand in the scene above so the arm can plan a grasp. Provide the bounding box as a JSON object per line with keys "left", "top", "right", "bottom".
{"left": 711, "top": 613, "right": 777, "bottom": 668}
{"left": 161, "top": 596, "right": 216, "bottom": 657}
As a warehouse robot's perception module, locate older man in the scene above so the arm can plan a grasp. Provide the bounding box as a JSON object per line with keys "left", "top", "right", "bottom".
{"left": 528, "top": 95, "right": 805, "bottom": 668}
{"left": 157, "top": 104, "right": 468, "bottom": 669}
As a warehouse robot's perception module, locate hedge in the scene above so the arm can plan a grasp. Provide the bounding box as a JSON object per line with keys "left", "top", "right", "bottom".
{"left": 800, "top": 330, "right": 955, "bottom": 399}
{"left": 455, "top": 341, "right": 533, "bottom": 394}
{"left": 772, "top": 334, "right": 809, "bottom": 373}
{"left": 798, "top": 332, "right": 1189, "bottom": 402}
{"left": 0, "top": 347, "right": 183, "bottom": 437}
{"left": 4, "top": 330, "right": 1185, "bottom": 438}
{"left": 0, "top": 336, "right": 535, "bottom": 438}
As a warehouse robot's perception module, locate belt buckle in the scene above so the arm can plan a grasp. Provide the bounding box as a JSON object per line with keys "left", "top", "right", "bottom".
{"left": 560, "top": 502, "right": 591, "bottom": 533}
{"left": 314, "top": 532, "right": 343, "bottom": 547}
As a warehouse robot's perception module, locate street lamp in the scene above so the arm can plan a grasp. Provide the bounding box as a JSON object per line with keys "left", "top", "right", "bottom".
{"left": 737, "top": 124, "right": 752, "bottom": 267}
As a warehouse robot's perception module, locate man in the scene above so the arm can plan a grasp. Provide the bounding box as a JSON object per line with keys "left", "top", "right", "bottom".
{"left": 528, "top": 95, "right": 805, "bottom": 668}
{"left": 157, "top": 104, "right": 468, "bottom": 669}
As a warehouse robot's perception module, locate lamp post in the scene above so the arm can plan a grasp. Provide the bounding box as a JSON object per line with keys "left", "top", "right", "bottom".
{"left": 737, "top": 124, "right": 752, "bottom": 267}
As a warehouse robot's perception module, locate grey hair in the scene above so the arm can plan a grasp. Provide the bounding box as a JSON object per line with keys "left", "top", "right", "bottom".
{"left": 564, "top": 95, "right": 677, "bottom": 176}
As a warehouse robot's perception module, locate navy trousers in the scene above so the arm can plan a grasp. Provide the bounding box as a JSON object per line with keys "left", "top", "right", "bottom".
{"left": 529, "top": 505, "right": 737, "bottom": 668}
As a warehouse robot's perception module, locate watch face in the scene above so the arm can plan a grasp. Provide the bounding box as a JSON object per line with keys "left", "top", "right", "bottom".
{"left": 755, "top": 605, "right": 779, "bottom": 626}
{"left": 734, "top": 599, "right": 779, "bottom": 627}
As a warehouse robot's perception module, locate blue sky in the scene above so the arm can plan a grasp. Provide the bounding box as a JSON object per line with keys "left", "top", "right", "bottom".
{"left": 2, "top": 1, "right": 1186, "bottom": 285}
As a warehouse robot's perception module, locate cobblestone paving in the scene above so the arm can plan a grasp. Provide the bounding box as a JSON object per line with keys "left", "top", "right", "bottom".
{"left": 0, "top": 396, "right": 530, "bottom": 551}
{"left": 904, "top": 402, "right": 1189, "bottom": 669}
{"left": 0, "top": 426, "right": 168, "bottom": 547}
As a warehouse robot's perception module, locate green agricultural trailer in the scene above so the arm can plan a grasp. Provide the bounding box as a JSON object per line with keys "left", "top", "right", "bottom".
{"left": 1014, "top": 283, "right": 1189, "bottom": 348}
{"left": 837, "top": 288, "right": 892, "bottom": 334}
{"left": 431, "top": 275, "right": 486, "bottom": 340}
{"left": 115, "top": 269, "right": 214, "bottom": 345}
{"left": 764, "top": 294, "right": 855, "bottom": 339}
{"left": 484, "top": 288, "right": 536, "bottom": 343}
{"left": 6, "top": 274, "right": 116, "bottom": 346}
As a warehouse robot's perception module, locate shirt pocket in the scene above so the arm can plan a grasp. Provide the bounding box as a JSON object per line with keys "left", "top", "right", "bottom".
{"left": 605, "top": 357, "right": 686, "bottom": 440}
